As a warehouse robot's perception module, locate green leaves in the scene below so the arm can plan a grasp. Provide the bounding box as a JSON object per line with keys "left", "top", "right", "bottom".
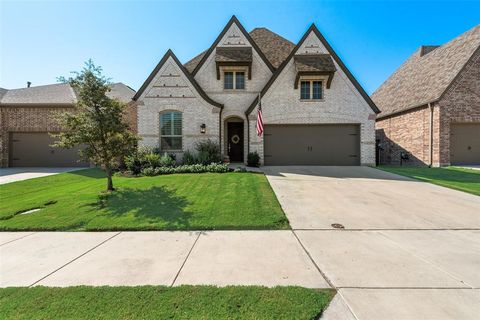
{"left": 54, "top": 60, "right": 139, "bottom": 190}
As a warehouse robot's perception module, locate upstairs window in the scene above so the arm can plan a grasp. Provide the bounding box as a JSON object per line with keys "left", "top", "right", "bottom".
{"left": 160, "top": 111, "right": 182, "bottom": 151}
{"left": 300, "top": 80, "right": 323, "bottom": 100}
{"left": 224, "top": 71, "right": 245, "bottom": 90}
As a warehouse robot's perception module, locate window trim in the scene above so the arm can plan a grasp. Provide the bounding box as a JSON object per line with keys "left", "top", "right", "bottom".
{"left": 299, "top": 79, "right": 324, "bottom": 101}
{"left": 222, "top": 68, "right": 247, "bottom": 91}
{"left": 159, "top": 111, "right": 183, "bottom": 152}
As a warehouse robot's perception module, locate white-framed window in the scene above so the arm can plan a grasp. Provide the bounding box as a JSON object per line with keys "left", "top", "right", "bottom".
{"left": 160, "top": 111, "right": 182, "bottom": 151}
{"left": 300, "top": 80, "right": 323, "bottom": 100}
{"left": 224, "top": 71, "right": 245, "bottom": 90}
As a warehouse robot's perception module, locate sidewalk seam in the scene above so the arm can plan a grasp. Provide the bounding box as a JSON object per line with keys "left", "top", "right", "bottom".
{"left": 291, "top": 230, "right": 335, "bottom": 289}
{"left": 0, "top": 232, "right": 37, "bottom": 247}
{"left": 28, "top": 231, "right": 122, "bottom": 287}
{"left": 170, "top": 231, "right": 202, "bottom": 287}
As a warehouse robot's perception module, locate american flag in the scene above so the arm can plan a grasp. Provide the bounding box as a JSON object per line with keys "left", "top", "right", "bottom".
{"left": 256, "top": 93, "right": 264, "bottom": 136}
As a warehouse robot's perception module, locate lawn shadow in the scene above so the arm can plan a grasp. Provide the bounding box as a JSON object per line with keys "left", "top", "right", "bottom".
{"left": 68, "top": 168, "right": 105, "bottom": 179}
{"left": 99, "top": 186, "right": 193, "bottom": 229}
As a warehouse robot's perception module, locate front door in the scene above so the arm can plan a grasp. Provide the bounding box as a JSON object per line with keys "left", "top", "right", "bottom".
{"left": 227, "top": 122, "right": 244, "bottom": 162}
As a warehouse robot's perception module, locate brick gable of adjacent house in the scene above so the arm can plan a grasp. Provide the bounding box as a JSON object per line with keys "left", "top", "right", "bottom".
{"left": 376, "top": 48, "right": 480, "bottom": 166}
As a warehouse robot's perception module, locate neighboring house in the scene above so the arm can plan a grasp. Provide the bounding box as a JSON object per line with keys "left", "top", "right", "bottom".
{"left": 134, "top": 16, "right": 379, "bottom": 166}
{"left": 0, "top": 82, "right": 136, "bottom": 167}
{"left": 373, "top": 25, "right": 480, "bottom": 166}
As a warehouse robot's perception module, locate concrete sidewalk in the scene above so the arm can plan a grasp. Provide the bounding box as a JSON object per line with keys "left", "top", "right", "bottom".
{"left": 1, "top": 230, "right": 480, "bottom": 319}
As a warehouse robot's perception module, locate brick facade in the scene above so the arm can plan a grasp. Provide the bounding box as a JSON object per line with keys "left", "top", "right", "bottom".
{"left": 0, "top": 102, "right": 138, "bottom": 167}
{"left": 0, "top": 106, "right": 71, "bottom": 167}
{"left": 376, "top": 49, "right": 480, "bottom": 166}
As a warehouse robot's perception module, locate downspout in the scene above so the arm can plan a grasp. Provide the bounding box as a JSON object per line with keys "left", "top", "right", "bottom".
{"left": 246, "top": 115, "right": 250, "bottom": 156}
{"left": 219, "top": 107, "right": 223, "bottom": 160}
{"left": 428, "top": 102, "right": 434, "bottom": 167}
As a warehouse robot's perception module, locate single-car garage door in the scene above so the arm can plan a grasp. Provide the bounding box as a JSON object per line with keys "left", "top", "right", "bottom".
{"left": 450, "top": 123, "right": 480, "bottom": 165}
{"left": 9, "top": 132, "right": 87, "bottom": 167}
{"left": 264, "top": 124, "right": 360, "bottom": 165}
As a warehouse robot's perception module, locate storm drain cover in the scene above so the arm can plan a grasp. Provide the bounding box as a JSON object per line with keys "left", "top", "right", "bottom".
{"left": 331, "top": 223, "right": 345, "bottom": 229}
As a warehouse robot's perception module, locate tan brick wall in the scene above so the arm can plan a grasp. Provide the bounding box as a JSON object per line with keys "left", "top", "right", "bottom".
{"left": 437, "top": 49, "right": 480, "bottom": 165}
{"left": 376, "top": 49, "right": 480, "bottom": 166}
{"left": 0, "top": 106, "right": 70, "bottom": 167}
{"left": 136, "top": 56, "right": 220, "bottom": 161}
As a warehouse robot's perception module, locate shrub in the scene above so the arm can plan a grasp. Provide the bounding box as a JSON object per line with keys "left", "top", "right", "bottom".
{"left": 145, "top": 153, "right": 162, "bottom": 168}
{"left": 124, "top": 146, "right": 158, "bottom": 174}
{"left": 159, "top": 153, "right": 176, "bottom": 167}
{"left": 140, "top": 163, "right": 229, "bottom": 176}
{"left": 182, "top": 150, "right": 197, "bottom": 165}
{"left": 247, "top": 151, "right": 260, "bottom": 167}
{"left": 195, "top": 140, "right": 221, "bottom": 165}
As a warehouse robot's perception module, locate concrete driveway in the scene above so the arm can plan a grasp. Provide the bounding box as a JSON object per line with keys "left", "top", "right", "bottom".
{"left": 264, "top": 166, "right": 480, "bottom": 230}
{"left": 0, "top": 167, "right": 87, "bottom": 185}
{"left": 264, "top": 166, "right": 480, "bottom": 320}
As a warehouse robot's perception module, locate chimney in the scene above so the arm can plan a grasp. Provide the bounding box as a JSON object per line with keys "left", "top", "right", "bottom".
{"left": 420, "top": 45, "right": 440, "bottom": 57}
{"left": 27, "top": 81, "right": 32, "bottom": 88}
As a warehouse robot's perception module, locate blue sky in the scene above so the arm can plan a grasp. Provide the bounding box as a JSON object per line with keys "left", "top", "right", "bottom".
{"left": 1, "top": 0, "right": 479, "bottom": 94}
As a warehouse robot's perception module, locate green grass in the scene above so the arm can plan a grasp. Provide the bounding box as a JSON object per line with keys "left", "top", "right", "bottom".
{"left": 0, "top": 286, "right": 334, "bottom": 320}
{"left": 379, "top": 166, "right": 480, "bottom": 196}
{"left": 0, "top": 169, "right": 289, "bottom": 231}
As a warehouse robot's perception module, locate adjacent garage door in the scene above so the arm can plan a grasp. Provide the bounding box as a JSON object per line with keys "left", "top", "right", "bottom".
{"left": 9, "top": 132, "right": 87, "bottom": 167}
{"left": 450, "top": 123, "right": 480, "bottom": 165}
{"left": 263, "top": 124, "right": 360, "bottom": 165}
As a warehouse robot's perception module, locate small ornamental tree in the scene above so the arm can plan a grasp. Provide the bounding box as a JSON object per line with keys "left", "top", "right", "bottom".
{"left": 54, "top": 60, "right": 138, "bottom": 191}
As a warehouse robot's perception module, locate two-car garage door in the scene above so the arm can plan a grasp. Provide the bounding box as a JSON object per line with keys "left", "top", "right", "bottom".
{"left": 9, "top": 132, "right": 87, "bottom": 167}
{"left": 263, "top": 124, "right": 360, "bottom": 166}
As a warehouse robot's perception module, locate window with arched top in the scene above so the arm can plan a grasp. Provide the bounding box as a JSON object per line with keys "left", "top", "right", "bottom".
{"left": 160, "top": 111, "right": 182, "bottom": 151}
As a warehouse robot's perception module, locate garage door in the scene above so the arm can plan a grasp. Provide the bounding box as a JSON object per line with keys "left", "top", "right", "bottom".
{"left": 264, "top": 124, "right": 360, "bottom": 165}
{"left": 450, "top": 123, "right": 480, "bottom": 165}
{"left": 9, "top": 132, "right": 87, "bottom": 167}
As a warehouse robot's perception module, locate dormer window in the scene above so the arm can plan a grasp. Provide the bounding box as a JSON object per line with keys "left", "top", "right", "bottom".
{"left": 300, "top": 80, "right": 323, "bottom": 100}
{"left": 224, "top": 71, "right": 245, "bottom": 90}
{"left": 216, "top": 47, "right": 252, "bottom": 82}
{"left": 294, "top": 54, "right": 336, "bottom": 99}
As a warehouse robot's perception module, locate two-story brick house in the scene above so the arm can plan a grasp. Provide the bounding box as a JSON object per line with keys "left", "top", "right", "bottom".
{"left": 134, "top": 16, "right": 379, "bottom": 165}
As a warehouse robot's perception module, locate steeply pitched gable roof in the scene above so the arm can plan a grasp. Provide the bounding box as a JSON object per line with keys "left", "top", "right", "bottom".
{"left": 190, "top": 15, "right": 276, "bottom": 76}
{"left": 133, "top": 49, "right": 223, "bottom": 109}
{"left": 184, "top": 27, "right": 295, "bottom": 73}
{"left": 372, "top": 24, "right": 480, "bottom": 119}
{"left": 249, "top": 27, "right": 295, "bottom": 68}
{"left": 246, "top": 24, "right": 380, "bottom": 115}
{"left": 0, "top": 83, "right": 135, "bottom": 107}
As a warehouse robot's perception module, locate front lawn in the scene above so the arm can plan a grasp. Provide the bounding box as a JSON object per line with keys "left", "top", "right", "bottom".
{"left": 0, "top": 286, "right": 334, "bottom": 320}
{"left": 0, "top": 169, "right": 289, "bottom": 231}
{"left": 379, "top": 166, "right": 480, "bottom": 196}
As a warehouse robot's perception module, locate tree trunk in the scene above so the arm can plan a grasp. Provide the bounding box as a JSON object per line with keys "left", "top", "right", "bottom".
{"left": 105, "top": 166, "right": 114, "bottom": 191}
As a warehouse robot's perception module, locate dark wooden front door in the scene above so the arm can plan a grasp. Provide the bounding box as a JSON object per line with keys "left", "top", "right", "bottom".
{"left": 227, "top": 122, "right": 244, "bottom": 162}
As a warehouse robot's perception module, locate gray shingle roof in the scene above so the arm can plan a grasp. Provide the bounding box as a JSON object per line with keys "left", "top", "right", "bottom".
{"left": 184, "top": 27, "right": 295, "bottom": 72}
{"left": 372, "top": 25, "right": 480, "bottom": 118}
{"left": 0, "top": 82, "right": 135, "bottom": 106}
{"left": 215, "top": 47, "right": 252, "bottom": 62}
{"left": 294, "top": 54, "right": 336, "bottom": 73}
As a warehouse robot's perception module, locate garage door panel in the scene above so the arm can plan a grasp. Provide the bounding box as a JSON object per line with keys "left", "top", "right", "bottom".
{"left": 264, "top": 124, "right": 360, "bottom": 166}
{"left": 450, "top": 124, "right": 480, "bottom": 165}
{"left": 10, "top": 133, "right": 87, "bottom": 167}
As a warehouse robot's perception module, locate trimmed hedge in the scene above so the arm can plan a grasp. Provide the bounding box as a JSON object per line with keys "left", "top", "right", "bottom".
{"left": 141, "top": 163, "right": 230, "bottom": 176}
